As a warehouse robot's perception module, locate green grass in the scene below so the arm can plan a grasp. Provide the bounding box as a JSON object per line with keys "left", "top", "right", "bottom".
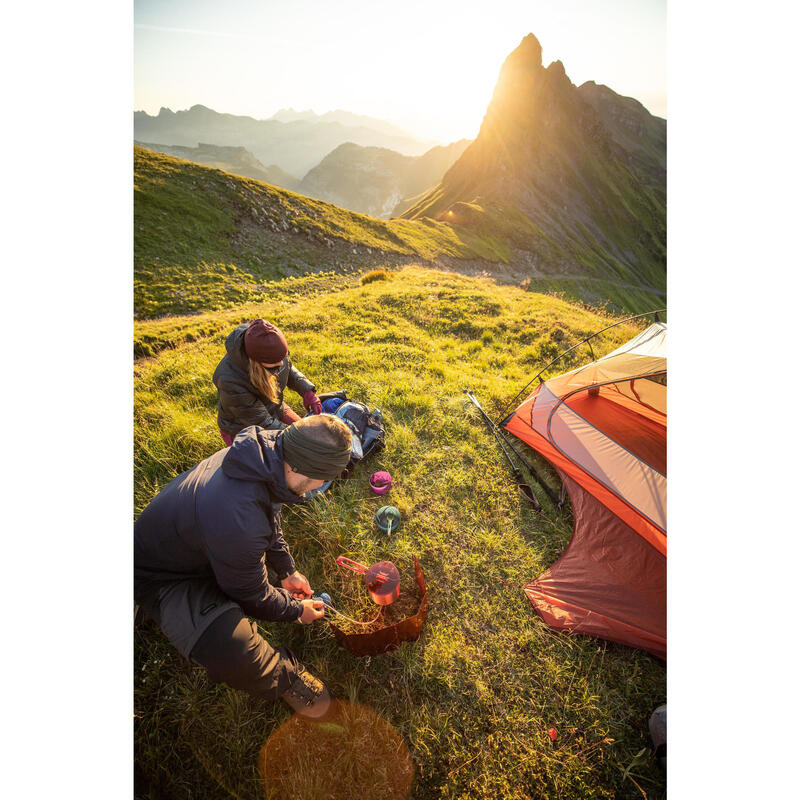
{"left": 135, "top": 266, "right": 665, "bottom": 799}
{"left": 521, "top": 275, "right": 665, "bottom": 316}
{"left": 361, "top": 268, "right": 394, "bottom": 285}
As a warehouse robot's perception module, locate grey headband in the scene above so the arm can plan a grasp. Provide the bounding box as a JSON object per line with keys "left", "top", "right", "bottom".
{"left": 281, "top": 415, "right": 352, "bottom": 480}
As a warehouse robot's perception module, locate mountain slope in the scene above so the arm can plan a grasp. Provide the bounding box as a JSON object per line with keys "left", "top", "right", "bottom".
{"left": 577, "top": 81, "right": 666, "bottom": 190}
{"left": 299, "top": 139, "right": 471, "bottom": 217}
{"left": 135, "top": 144, "right": 665, "bottom": 319}
{"left": 134, "top": 104, "right": 432, "bottom": 176}
{"left": 135, "top": 141, "right": 300, "bottom": 190}
{"left": 402, "top": 34, "right": 666, "bottom": 297}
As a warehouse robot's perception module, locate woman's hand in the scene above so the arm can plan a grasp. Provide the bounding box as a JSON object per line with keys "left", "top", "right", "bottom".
{"left": 302, "top": 391, "right": 323, "bottom": 415}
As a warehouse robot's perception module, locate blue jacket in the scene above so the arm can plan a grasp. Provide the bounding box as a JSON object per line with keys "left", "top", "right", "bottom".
{"left": 134, "top": 426, "right": 305, "bottom": 622}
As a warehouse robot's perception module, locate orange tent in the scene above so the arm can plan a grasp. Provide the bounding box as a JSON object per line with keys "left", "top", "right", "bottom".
{"left": 503, "top": 322, "right": 666, "bottom": 659}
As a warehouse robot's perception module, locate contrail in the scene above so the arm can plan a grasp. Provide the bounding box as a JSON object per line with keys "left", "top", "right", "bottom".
{"left": 134, "top": 23, "right": 263, "bottom": 42}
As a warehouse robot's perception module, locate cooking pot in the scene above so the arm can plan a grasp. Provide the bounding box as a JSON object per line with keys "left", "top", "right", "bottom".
{"left": 336, "top": 556, "right": 400, "bottom": 606}
{"left": 374, "top": 505, "right": 401, "bottom": 535}
{"left": 369, "top": 471, "right": 392, "bottom": 495}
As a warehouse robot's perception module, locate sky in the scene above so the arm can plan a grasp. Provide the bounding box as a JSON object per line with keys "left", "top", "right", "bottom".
{"left": 134, "top": 0, "right": 666, "bottom": 143}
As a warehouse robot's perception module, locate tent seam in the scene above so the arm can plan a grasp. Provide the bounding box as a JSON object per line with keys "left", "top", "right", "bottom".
{"left": 555, "top": 380, "right": 666, "bottom": 478}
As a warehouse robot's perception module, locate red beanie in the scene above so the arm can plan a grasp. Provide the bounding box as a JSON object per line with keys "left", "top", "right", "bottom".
{"left": 243, "top": 319, "right": 288, "bottom": 364}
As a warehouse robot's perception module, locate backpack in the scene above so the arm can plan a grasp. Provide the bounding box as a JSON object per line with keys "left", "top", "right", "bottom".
{"left": 307, "top": 392, "right": 386, "bottom": 496}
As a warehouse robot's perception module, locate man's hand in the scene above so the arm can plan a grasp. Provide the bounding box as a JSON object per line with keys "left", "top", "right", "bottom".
{"left": 282, "top": 570, "right": 312, "bottom": 599}
{"left": 302, "top": 391, "right": 323, "bottom": 415}
{"left": 298, "top": 599, "right": 326, "bottom": 624}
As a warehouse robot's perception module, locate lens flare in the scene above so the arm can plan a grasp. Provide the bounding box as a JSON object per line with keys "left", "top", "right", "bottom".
{"left": 258, "top": 700, "right": 414, "bottom": 800}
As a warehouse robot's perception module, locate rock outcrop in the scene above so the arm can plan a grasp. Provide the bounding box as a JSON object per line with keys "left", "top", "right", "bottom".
{"left": 402, "top": 34, "right": 666, "bottom": 294}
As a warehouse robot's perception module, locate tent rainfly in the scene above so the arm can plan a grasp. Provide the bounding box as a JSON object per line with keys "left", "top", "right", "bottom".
{"left": 503, "top": 322, "right": 666, "bottom": 659}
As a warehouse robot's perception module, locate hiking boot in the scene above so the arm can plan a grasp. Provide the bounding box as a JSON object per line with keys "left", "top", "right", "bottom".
{"left": 281, "top": 666, "right": 332, "bottom": 719}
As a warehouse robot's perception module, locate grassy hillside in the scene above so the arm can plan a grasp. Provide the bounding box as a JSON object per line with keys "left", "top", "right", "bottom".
{"left": 134, "top": 146, "right": 497, "bottom": 319}
{"left": 134, "top": 266, "right": 665, "bottom": 800}
{"left": 135, "top": 140, "right": 302, "bottom": 190}
{"left": 134, "top": 147, "right": 663, "bottom": 320}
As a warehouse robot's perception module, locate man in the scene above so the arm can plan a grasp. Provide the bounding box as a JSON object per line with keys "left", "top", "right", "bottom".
{"left": 212, "top": 319, "right": 323, "bottom": 446}
{"left": 134, "top": 414, "right": 352, "bottom": 718}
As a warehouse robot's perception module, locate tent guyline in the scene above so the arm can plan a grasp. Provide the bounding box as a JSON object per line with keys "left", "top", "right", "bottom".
{"left": 497, "top": 308, "right": 667, "bottom": 424}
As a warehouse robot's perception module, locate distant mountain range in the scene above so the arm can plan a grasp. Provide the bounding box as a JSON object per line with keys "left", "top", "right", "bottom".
{"left": 268, "top": 108, "right": 413, "bottom": 139}
{"left": 298, "top": 139, "right": 471, "bottom": 218}
{"left": 133, "top": 104, "right": 433, "bottom": 177}
{"left": 403, "top": 34, "right": 666, "bottom": 297}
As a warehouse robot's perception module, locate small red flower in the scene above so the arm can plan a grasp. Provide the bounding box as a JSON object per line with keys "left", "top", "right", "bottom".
{"left": 548, "top": 728, "right": 558, "bottom": 741}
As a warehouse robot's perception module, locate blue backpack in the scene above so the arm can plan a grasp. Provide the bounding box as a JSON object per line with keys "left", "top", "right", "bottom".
{"left": 307, "top": 392, "right": 386, "bottom": 496}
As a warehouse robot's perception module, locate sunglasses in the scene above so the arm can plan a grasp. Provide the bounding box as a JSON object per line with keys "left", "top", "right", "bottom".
{"left": 263, "top": 351, "right": 289, "bottom": 375}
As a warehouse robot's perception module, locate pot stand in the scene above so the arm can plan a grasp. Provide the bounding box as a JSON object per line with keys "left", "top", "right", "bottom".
{"left": 328, "top": 556, "right": 428, "bottom": 657}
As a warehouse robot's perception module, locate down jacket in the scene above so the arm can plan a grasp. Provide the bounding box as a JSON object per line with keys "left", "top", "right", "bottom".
{"left": 212, "top": 324, "right": 316, "bottom": 436}
{"left": 134, "top": 426, "right": 306, "bottom": 623}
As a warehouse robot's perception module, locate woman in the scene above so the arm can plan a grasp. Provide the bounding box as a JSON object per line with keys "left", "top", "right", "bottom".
{"left": 212, "top": 319, "right": 322, "bottom": 446}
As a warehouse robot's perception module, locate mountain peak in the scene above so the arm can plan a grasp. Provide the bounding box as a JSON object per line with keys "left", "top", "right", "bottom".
{"left": 399, "top": 31, "right": 665, "bottom": 302}
{"left": 506, "top": 33, "right": 543, "bottom": 69}
{"left": 475, "top": 32, "right": 566, "bottom": 151}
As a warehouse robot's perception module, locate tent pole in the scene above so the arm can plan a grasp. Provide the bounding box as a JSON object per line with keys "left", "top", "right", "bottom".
{"left": 495, "top": 423, "right": 562, "bottom": 506}
{"left": 464, "top": 391, "right": 542, "bottom": 511}
{"left": 498, "top": 308, "right": 666, "bottom": 421}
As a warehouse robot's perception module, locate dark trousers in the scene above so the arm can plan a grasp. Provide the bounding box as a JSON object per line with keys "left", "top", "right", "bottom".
{"left": 137, "top": 577, "right": 300, "bottom": 701}
{"left": 189, "top": 609, "right": 300, "bottom": 700}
